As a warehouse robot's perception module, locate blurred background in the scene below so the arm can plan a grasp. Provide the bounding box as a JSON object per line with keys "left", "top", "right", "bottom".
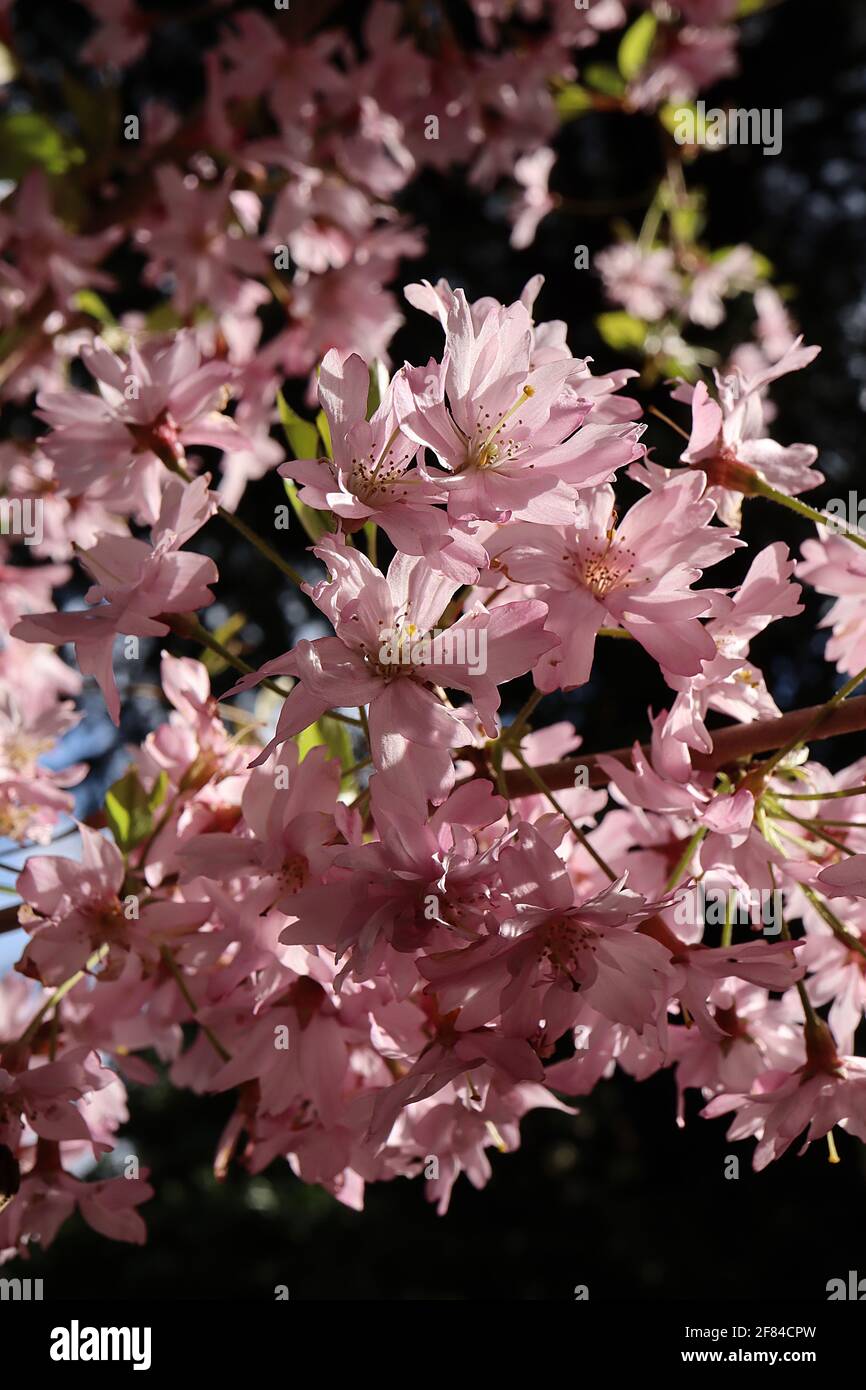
{"left": 3, "top": 0, "right": 866, "bottom": 1298}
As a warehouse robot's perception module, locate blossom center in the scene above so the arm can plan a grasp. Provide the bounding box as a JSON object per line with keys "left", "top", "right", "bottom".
{"left": 95, "top": 897, "right": 126, "bottom": 936}
{"left": 1, "top": 731, "right": 54, "bottom": 774}
{"left": 349, "top": 426, "right": 407, "bottom": 501}
{"left": 576, "top": 540, "right": 635, "bottom": 598}
{"left": 544, "top": 915, "right": 590, "bottom": 973}
{"left": 278, "top": 854, "right": 310, "bottom": 894}
{"left": 461, "top": 384, "right": 534, "bottom": 473}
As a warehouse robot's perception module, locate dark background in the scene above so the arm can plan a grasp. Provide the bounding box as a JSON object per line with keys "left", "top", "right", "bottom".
{"left": 5, "top": 0, "right": 866, "bottom": 1299}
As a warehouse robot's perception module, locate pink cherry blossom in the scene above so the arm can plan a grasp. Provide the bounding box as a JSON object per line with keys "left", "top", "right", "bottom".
{"left": 703, "top": 1044, "right": 866, "bottom": 1170}
{"left": 679, "top": 337, "right": 822, "bottom": 524}
{"left": 0, "top": 172, "right": 120, "bottom": 328}
{"left": 487, "top": 469, "right": 740, "bottom": 688}
{"left": 226, "top": 535, "right": 556, "bottom": 812}
{"left": 0, "top": 0, "right": 862, "bottom": 1257}
{"left": 280, "top": 349, "right": 479, "bottom": 580}
{"left": 796, "top": 531, "right": 866, "bottom": 677}
{"left": 596, "top": 241, "right": 681, "bottom": 322}
{"left": 817, "top": 856, "right": 866, "bottom": 899}
{"left": 36, "top": 332, "right": 247, "bottom": 523}
{"left": 398, "top": 288, "right": 644, "bottom": 523}
{"left": 12, "top": 477, "right": 218, "bottom": 724}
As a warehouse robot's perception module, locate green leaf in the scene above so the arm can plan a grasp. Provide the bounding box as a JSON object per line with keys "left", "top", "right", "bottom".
{"left": 617, "top": 12, "right": 657, "bottom": 81}
{"left": 659, "top": 101, "right": 696, "bottom": 139}
{"left": 61, "top": 76, "right": 120, "bottom": 160}
{"left": 200, "top": 613, "right": 247, "bottom": 675}
{"left": 555, "top": 83, "right": 594, "bottom": 121}
{"left": 105, "top": 769, "right": 157, "bottom": 852}
{"left": 277, "top": 389, "right": 319, "bottom": 460}
{"left": 596, "top": 312, "right": 648, "bottom": 353}
{"left": 669, "top": 197, "right": 704, "bottom": 245}
{"left": 706, "top": 245, "right": 773, "bottom": 278}
{"left": 276, "top": 390, "right": 334, "bottom": 541}
{"left": 315, "top": 409, "right": 333, "bottom": 459}
{"left": 583, "top": 64, "right": 626, "bottom": 99}
{"left": 0, "top": 113, "right": 85, "bottom": 178}
{"left": 295, "top": 716, "right": 355, "bottom": 784}
{"left": 659, "top": 356, "right": 701, "bottom": 383}
{"left": 147, "top": 770, "right": 170, "bottom": 815}
{"left": 366, "top": 360, "right": 389, "bottom": 418}
{"left": 72, "top": 290, "right": 116, "bottom": 325}
{"left": 144, "top": 302, "right": 183, "bottom": 333}
{"left": 282, "top": 477, "right": 334, "bottom": 543}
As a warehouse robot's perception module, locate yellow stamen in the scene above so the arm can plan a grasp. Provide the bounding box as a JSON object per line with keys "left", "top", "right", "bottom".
{"left": 367, "top": 425, "right": 403, "bottom": 486}
{"left": 481, "top": 384, "right": 535, "bottom": 450}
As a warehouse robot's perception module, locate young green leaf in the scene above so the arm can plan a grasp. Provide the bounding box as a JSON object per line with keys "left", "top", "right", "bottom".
{"left": 315, "top": 409, "right": 333, "bottom": 459}
{"left": 277, "top": 389, "right": 320, "bottom": 459}
{"left": 105, "top": 769, "right": 156, "bottom": 852}
{"left": 295, "top": 717, "right": 356, "bottom": 788}
{"left": 583, "top": 64, "right": 626, "bottom": 99}
{"left": 0, "top": 113, "right": 85, "bottom": 178}
{"left": 617, "top": 12, "right": 657, "bottom": 82}
{"left": 282, "top": 478, "right": 334, "bottom": 542}
{"left": 72, "top": 290, "right": 116, "bottom": 325}
{"left": 596, "top": 312, "right": 648, "bottom": 352}
{"left": 555, "top": 84, "right": 594, "bottom": 120}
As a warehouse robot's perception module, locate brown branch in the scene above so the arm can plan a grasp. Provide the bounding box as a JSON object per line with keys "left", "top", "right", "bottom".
{"left": 2, "top": 696, "right": 864, "bottom": 937}
{"left": 492, "top": 694, "right": 866, "bottom": 797}
{"left": 0, "top": 905, "right": 22, "bottom": 935}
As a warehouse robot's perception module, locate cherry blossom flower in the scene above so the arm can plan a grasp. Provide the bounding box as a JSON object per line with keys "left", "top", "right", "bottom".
{"left": 226, "top": 535, "right": 556, "bottom": 811}
{"left": 397, "top": 289, "right": 644, "bottom": 524}
{"left": 280, "top": 775, "right": 508, "bottom": 983}
{"left": 79, "top": 0, "right": 153, "bottom": 69}
{"left": 0, "top": 686, "right": 84, "bottom": 844}
{"left": 487, "top": 469, "right": 740, "bottom": 688}
{"left": 135, "top": 170, "right": 270, "bottom": 317}
{"left": 12, "top": 477, "right": 218, "bottom": 724}
{"left": 0, "top": 0, "right": 862, "bottom": 1251}
{"left": 703, "top": 1041, "right": 866, "bottom": 1170}
{"left": 280, "top": 349, "right": 481, "bottom": 580}
{"left": 678, "top": 337, "right": 822, "bottom": 524}
{"left": 660, "top": 540, "right": 804, "bottom": 756}
{"left": 0, "top": 1165, "right": 153, "bottom": 1258}
{"left": 817, "top": 856, "right": 866, "bottom": 900}
{"left": 0, "top": 172, "right": 120, "bottom": 328}
{"left": 796, "top": 531, "right": 866, "bottom": 677}
{"left": 628, "top": 24, "right": 739, "bottom": 109}
{"left": 420, "top": 823, "right": 677, "bottom": 1035}
{"left": 0, "top": 1048, "right": 114, "bottom": 1153}
{"left": 596, "top": 241, "right": 681, "bottom": 322}
{"left": 17, "top": 822, "right": 210, "bottom": 984}
{"left": 36, "top": 332, "right": 247, "bottom": 523}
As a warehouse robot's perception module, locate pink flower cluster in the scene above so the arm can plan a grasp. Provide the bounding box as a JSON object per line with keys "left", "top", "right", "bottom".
{"left": 2, "top": 0, "right": 865, "bottom": 1265}
{"left": 3, "top": 256, "right": 866, "bottom": 1257}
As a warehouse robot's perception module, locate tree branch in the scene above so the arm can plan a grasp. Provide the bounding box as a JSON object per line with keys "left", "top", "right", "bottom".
{"left": 490, "top": 694, "right": 866, "bottom": 797}
{"left": 3, "top": 693, "right": 865, "bottom": 938}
